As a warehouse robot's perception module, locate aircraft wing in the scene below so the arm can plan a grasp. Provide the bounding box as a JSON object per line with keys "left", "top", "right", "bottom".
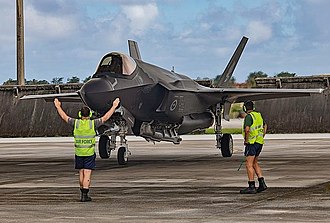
{"left": 20, "top": 92, "right": 82, "bottom": 103}
{"left": 218, "top": 88, "right": 324, "bottom": 103}
{"left": 198, "top": 87, "right": 324, "bottom": 121}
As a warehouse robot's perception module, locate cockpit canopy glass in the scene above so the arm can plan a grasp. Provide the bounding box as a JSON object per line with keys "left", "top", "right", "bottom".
{"left": 96, "top": 52, "right": 137, "bottom": 76}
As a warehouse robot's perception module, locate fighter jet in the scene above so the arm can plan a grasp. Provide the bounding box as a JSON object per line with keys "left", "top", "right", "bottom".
{"left": 21, "top": 36, "right": 323, "bottom": 165}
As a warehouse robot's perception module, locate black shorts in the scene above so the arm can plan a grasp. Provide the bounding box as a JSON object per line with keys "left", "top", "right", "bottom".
{"left": 75, "top": 153, "right": 96, "bottom": 170}
{"left": 244, "top": 143, "right": 263, "bottom": 157}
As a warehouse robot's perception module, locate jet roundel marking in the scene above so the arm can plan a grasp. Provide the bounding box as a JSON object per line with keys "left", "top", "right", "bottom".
{"left": 170, "top": 100, "right": 177, "bottom": 111}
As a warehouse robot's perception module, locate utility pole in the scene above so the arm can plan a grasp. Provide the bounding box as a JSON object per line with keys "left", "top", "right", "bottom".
{"left": 16, "top": 0, "right": 25, "bottom": 85}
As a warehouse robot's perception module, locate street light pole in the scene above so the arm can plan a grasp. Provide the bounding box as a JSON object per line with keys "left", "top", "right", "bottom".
{"left": 16, "top": 0, "right": 25, "bottom": 85}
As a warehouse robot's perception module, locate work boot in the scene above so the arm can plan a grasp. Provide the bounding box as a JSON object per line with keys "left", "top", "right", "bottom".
{"left": 81, "top": 188, "right": 92, "bottom": 202}
{"left": 257, "top": 177, "right": 268, "bottom": 193}
{"left": 240, "top": 181, "right": 257, "bottom": 194}
{"left": 80, "top": 188, "right": 83, "bottom": 201}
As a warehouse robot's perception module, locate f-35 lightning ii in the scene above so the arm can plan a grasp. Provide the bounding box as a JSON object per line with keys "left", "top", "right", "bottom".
{"left": 21, "top": 36, "right": 323, "bottom": 165}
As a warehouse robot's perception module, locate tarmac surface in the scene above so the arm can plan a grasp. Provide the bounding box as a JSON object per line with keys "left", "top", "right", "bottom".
{"left": 1, "top": 134, "right": 330, "bottom": 222}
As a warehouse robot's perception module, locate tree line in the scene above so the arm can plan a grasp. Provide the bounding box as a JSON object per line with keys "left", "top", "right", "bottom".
{"left": 199, "top": 71, "right": 296, "bottom": 87}
{"left": 2, "top": 76, "right": 92, "bottom": 85}
{"left": 243, "top": 71, "right": 296, "bottom": 87}
{"left": 2, "top": 71, "right": 296, "bottom": 87}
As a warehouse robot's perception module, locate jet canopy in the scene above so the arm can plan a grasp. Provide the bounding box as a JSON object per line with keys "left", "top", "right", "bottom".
{"left": 96, "top": 52, "right": 137, "bottom": 76}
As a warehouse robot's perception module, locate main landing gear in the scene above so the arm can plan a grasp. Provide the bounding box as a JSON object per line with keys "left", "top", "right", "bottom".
{"left": 215, "top": 103, "right": 233, "bottom": 157}
{"left": 98, "top": 118, "right": 131, "bottom": 165}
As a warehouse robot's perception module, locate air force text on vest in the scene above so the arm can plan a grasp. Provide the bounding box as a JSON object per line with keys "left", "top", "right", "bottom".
{"left": 76, "top": 139, "right": 93, "bottom": 144}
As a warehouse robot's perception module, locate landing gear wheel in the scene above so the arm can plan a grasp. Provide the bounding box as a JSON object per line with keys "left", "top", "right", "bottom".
{"left": 220, "top": 133, "right": 233, "bottom": 157}
{"left": 99, "top": 135, "right": 111, "bottom": 159}
{"left": 117, "top": 146, "right": 128, "bottom": 165}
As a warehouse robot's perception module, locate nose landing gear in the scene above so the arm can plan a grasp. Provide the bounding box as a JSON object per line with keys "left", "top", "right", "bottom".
{"left": 98, "top": 118, "right": 131, "bottom": 165}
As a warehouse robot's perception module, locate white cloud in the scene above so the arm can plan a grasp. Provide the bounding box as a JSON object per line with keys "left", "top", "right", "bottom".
{"left": 214, "top": 47, "right": 232, "bottom": 57}
{"left": 246, "top": 20, "right": 272, "bottom": 44}
{"left": 25, "top": 4, "right": 78, "bottom": 41}
{"left": 121, "top": 3, "right": 159, "bottom": 36}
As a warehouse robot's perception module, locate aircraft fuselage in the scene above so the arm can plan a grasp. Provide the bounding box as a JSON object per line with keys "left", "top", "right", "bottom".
{"left": 79, "top": 54, "right": 220, "bottom": 128}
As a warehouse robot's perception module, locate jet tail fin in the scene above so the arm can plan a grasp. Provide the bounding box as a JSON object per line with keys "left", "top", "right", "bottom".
{"left": 215, "top": 36, "right": 248, "bottom": 87}
{"left": 128, "top": 40, "right": 142, "bottom": 60}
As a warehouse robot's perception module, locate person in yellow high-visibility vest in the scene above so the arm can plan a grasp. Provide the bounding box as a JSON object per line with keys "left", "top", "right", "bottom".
{"left": 240, "top": 100, "right": 268, "bottom": 194}
{"left": 54, "top": 97, "right": 120, "bottom": 202}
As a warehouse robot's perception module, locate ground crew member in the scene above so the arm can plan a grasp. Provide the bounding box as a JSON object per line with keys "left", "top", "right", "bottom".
{"left": 54, "top": 97, "right": 120, "bottom": 202}
{"left": 240, "top": 100, "right": 268, "bottom": 194}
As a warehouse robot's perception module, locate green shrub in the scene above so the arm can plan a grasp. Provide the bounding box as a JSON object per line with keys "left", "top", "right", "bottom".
{"left": 230, "top": 103, "right": 243, "bottom": 119}
{"left": 198, "top": 128, "right": 242, "bottom": 134}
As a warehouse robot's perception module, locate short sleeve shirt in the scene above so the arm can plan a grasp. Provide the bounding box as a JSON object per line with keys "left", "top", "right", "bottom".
{"left": 243, "top": 112, "right": 266, "bottom": 128}
{"left": 68, "top": 117, "right": 103, "bottom": 129}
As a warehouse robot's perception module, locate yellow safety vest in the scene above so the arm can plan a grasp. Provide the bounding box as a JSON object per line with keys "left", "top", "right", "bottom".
{"left": 242, "top": 111, "right": 265, "bottom": 145}
{"left": 73, "top": 119, "right": 96, "bottom": 156}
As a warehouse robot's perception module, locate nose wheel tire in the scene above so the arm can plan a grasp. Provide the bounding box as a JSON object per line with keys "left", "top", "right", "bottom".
{"left": 117, "top": 146, "right": 128, "bottom": 165}
{"left": 99, "top": 135, "right": 111, "bottom": 159}
{"left": 220, "top": 133, "right": 233, "bottom": 157}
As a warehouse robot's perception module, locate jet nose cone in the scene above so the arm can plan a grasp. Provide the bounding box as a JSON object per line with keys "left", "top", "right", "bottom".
{"left": 80, "top": 77, "right": 114, "bottom": 112}
{"left": 81, "top": 77, "right": 114, "bottom": 94}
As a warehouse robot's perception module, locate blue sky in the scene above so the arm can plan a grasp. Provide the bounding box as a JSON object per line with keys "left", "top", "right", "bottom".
{"left": 0, "top": 0, "right": 329, "bottom": 84}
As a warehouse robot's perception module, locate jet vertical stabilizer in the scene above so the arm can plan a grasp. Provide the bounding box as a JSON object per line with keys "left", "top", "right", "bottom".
{"left": 128, "top": 40, "right": 141, "bottom": 60}
{"left": 216, "top": 36, "right": 248, "bottom": 87}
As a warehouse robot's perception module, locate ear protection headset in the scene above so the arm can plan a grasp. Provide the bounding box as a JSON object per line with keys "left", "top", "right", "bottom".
{"left": 78, "top": 107, "right": 92, "bottom": 118}
{"left": 243, "top": 101, "right": 255, "bottom": 112}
